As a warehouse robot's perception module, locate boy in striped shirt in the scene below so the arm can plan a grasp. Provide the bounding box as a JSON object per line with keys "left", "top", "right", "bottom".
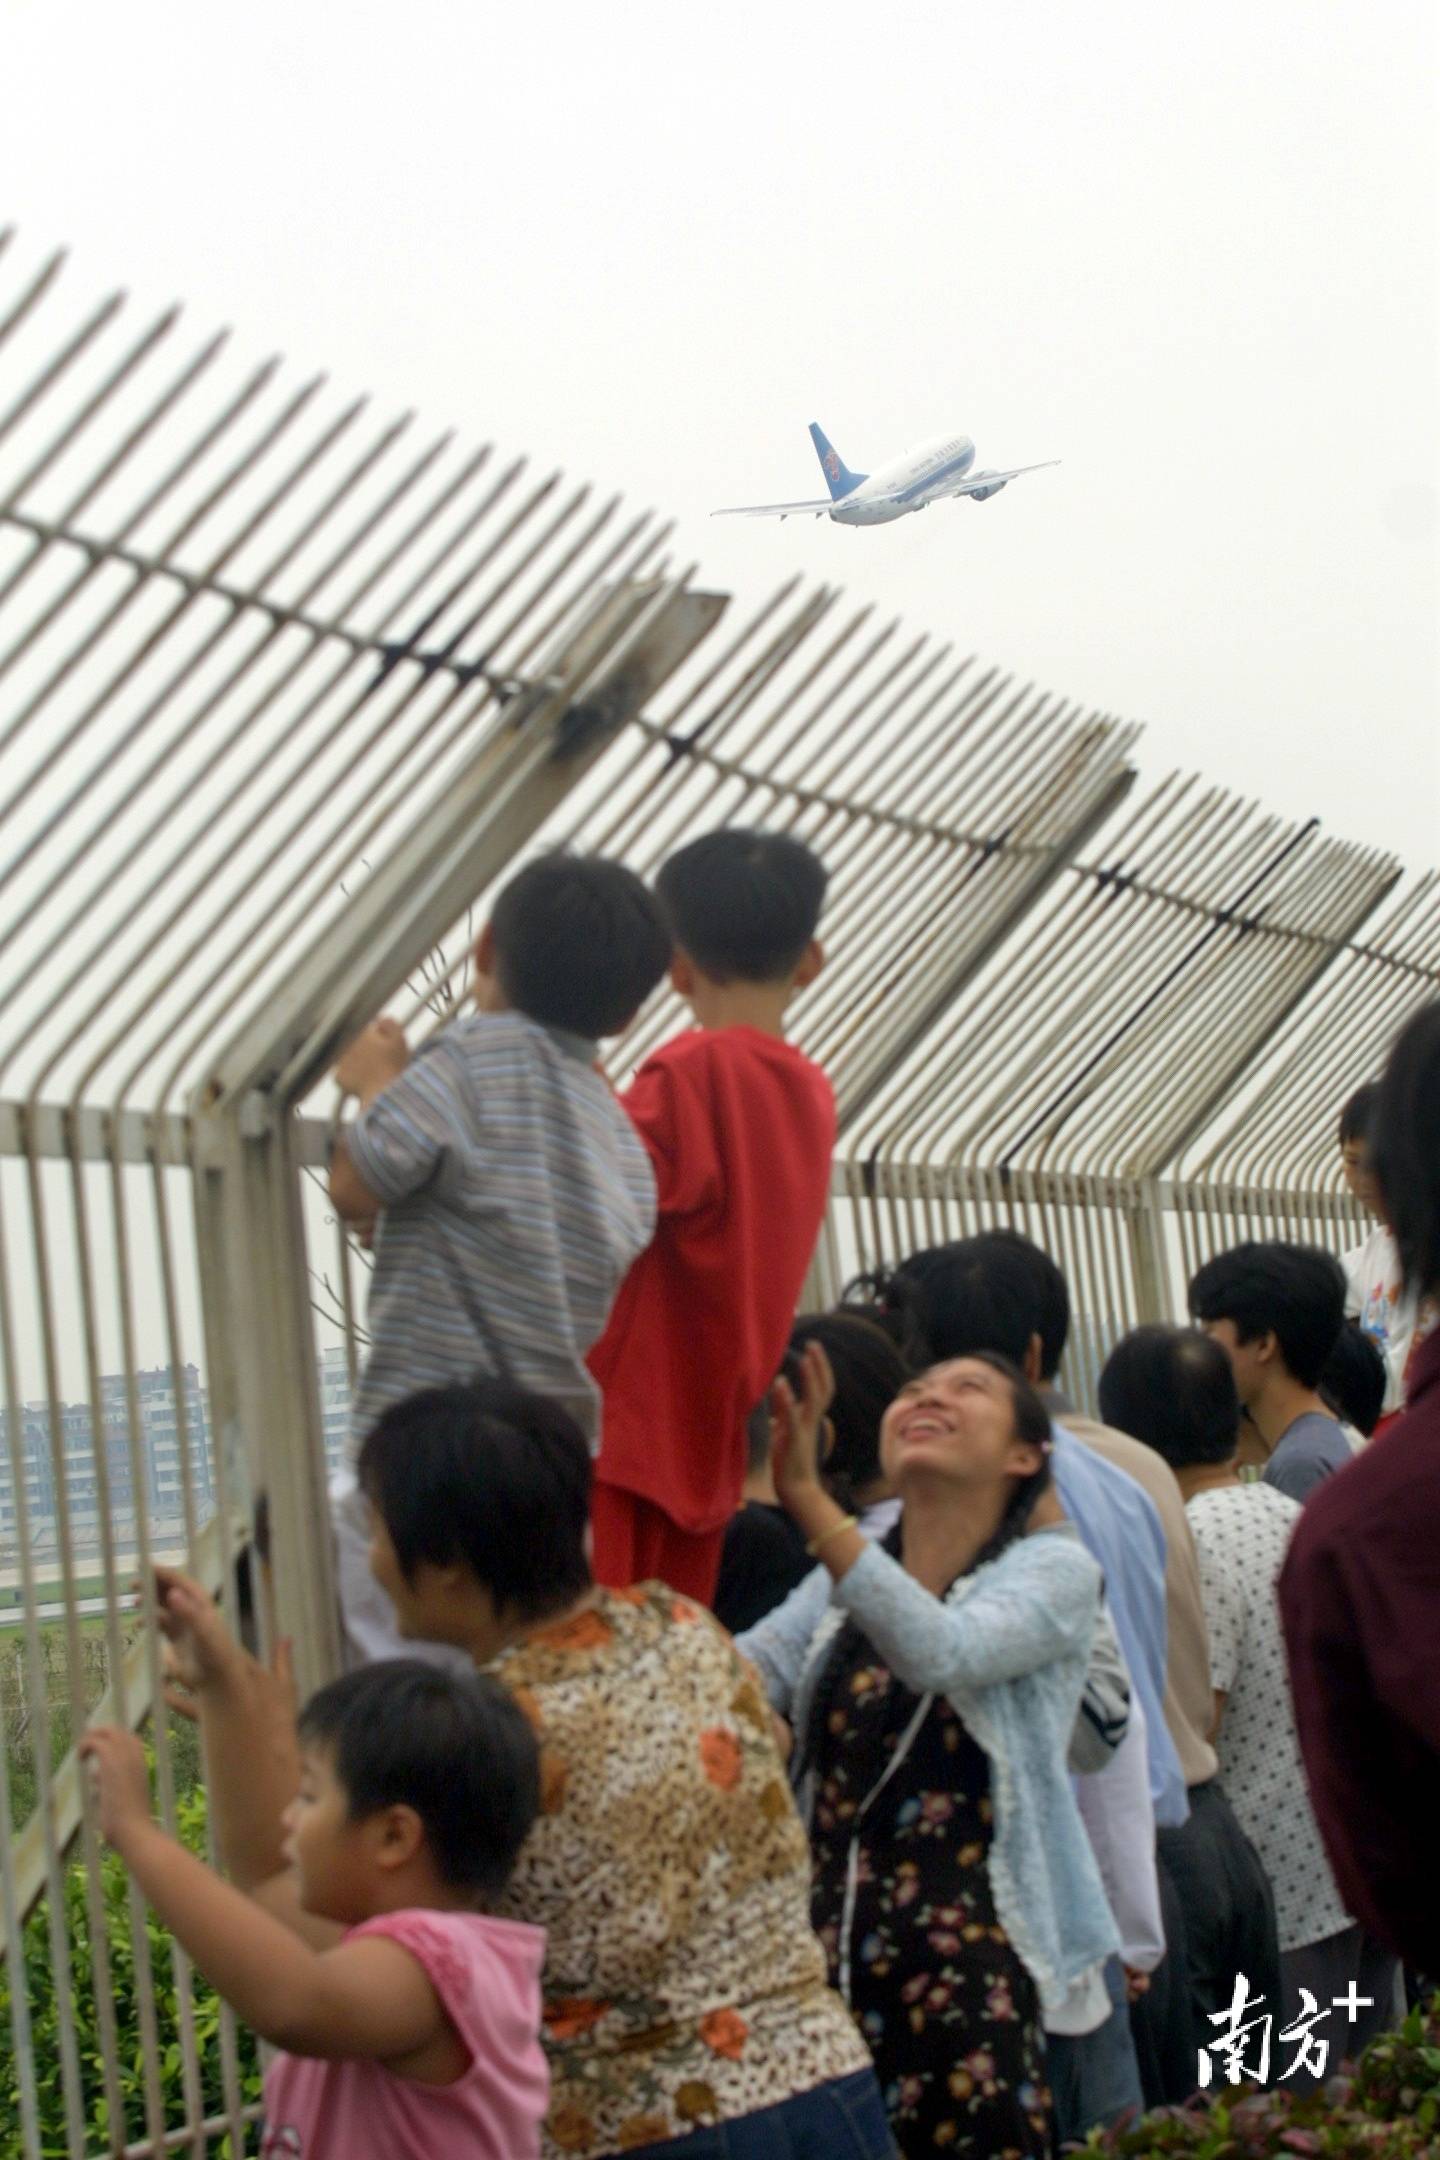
{"left": 327, "top": 854, "right": 671, "bottom": 1663}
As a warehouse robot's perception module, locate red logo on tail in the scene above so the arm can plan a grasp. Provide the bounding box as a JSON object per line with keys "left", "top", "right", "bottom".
{"left": 824, "top": 449, "right": 841, "bottom": 482}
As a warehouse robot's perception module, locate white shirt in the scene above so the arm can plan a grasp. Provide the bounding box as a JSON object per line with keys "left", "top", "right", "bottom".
{"left": 1074, "top": 1696, "right": 1164, "bottom": 1974}
{"left": 1187, "top": 1485, "right": 1350, "bottom": 1952}
{"left": 1343, "top": 1222, "right": 1421, "bottom": 1415}
{"left": 1048, "top": 1694, "right": 1166, "bottom": 2039}
{"left": 858, "top": 1495, "right": 901, "bottom": 1542}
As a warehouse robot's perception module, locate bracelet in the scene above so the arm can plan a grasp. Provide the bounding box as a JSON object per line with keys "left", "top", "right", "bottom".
{"left": 806, "top": 1513, "right": 859, "bottom": 1558}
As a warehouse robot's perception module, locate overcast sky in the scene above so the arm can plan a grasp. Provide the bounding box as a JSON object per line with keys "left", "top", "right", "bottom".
{"left": 4, "top": 0, "right": 1437, "bottom": 865}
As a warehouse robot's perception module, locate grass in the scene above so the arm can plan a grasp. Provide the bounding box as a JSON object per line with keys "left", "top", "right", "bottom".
{"left": 0, "top": 1573, "right": 118, "bottom": 1608}
{"left": 0, "top": 1608, "right": 134, "bottom": 1639}
{"left": 0, "top": 1612, "right": 122, "bottom": 1643}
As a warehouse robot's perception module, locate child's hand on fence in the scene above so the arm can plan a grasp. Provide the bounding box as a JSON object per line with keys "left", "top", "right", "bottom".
{"left": 154, "top": 1566, "right": 245, "bottom": 1711}
{"left": 80, "top": 1726, "right": 154, "bottom": 1846}
{"left": 333, "top": 1017, "right": 410, "bottom": 1104}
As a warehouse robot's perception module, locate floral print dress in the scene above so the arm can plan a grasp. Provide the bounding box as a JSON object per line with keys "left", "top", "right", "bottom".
{"left": 808, "top": 1630, "right": 1054, "bottom": 2159}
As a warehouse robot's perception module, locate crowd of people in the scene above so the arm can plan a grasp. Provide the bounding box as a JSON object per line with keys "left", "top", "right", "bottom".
{"left": 79, "top": 831, "right": 1440, "bottom": 2160}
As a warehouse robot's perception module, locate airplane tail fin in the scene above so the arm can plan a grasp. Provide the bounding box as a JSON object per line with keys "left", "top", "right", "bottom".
{"left": 809, "top": 421, "right": 867, "bottom": 501}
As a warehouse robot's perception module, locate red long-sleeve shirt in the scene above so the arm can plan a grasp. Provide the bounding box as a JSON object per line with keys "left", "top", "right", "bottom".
{"left": 1278, "top": 1326, "right": 1440, "bottom": 1973}
{"left": 588, "top": 1026, "right": 835, "bottom": 1535}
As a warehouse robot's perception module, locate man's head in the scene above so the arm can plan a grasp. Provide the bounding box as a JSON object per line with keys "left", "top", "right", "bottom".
{"left": 984, "top": 1230, "right": 1069, "bottom": 1381}
{"left": 1097, "top": 1326, "right": 1240, "bottom": 1473}
{"left": 476, "top": 852, "right": 671, "bottom": 1040}
{"left": 1339, "top": 1081, "right": 1381, "bottom": 1210}
{"left": 1187, "top": 1240, "right": 1346, "bottom": 1408}
{"left": 655, "top": 828, "right": 826, "bottom": 997}
{"left": 358, "top": 1379, "right": 593, "bottom": 1662}
{"left": 876, "top": 1231, "right": 1068, "bottom": 1384}
{"left": 1369, "top": 1002, "right": 1440, "bottom": 1302}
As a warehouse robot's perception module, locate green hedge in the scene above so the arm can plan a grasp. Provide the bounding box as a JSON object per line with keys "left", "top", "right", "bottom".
{"left": 0, "top": 1781, "right": 261, "bottom": 2158}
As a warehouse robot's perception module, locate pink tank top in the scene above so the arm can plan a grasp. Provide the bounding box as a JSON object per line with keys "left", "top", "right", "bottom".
{"left": 261, "top": 1908, "right": 547, "bottom": 2159}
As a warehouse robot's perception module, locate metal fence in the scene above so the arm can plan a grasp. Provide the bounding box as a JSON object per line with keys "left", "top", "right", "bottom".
{"left": 1, "top": 224, "right": 1437, "bottom": 2155}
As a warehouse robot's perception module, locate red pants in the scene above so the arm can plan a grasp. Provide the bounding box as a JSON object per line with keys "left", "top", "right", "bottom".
{"left": 590, "top": 1482, "right": 726, "bottom": 1607}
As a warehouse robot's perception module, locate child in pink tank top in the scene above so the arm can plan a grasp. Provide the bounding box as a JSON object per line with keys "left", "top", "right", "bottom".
{"left": 83, "top": 1657, "right": 548, "bottom": 2160}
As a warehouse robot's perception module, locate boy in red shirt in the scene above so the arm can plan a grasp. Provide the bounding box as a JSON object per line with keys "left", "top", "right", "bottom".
{"left": 588, "top": 829, "right": 835, "bottom": 1604}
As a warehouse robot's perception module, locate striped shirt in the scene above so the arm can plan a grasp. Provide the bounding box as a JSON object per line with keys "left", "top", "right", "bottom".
{"left": 344, "top": 1012, "right": 656, "bottom": 1453}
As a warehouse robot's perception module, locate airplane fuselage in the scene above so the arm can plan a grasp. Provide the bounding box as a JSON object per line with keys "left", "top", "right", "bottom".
{"left": 712, "top": 420, "right": 1055, "bottom": 523}
{"left": 828, "top": 433, "right": 976, "bottom": 524}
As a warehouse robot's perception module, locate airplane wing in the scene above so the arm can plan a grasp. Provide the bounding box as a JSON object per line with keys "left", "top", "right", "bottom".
{"left": 710, "top": 498, "right": 834, "bottom": 519}
{"left": 941, "top": 460, "right": 1061, "bottom": 500}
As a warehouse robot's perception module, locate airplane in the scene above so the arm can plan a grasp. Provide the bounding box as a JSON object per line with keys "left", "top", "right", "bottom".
{"left": 713, "top": 421, "right": 1059, "bottom": 525}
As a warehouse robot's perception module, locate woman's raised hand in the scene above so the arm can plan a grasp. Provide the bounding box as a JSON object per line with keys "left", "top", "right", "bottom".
{"left": 769, "top": 1340, "right": 836, "bottom": 1514}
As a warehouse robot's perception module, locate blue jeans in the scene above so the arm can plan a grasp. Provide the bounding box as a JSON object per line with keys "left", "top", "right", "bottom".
{"left": 1047, "top": 1958, "right": 1145, "bottom": 2144}
{"left": 602, "top": 2069, "right": 898, "bottom": 2159}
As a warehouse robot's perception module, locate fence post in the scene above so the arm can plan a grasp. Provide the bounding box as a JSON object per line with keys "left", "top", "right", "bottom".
{"left": 1126, "top": 1176, "right": 1175, "bottom": 1326}
{"left": 192, "top": 1104, "right": 339, "bottom": 1698}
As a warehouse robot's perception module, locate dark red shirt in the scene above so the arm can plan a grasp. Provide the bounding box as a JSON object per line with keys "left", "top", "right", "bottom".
{"left": 1278, "top": 1326, "right": 1440, "bottom": 1972}
{"left": 588, "top": 1027, "right": 835, "bottom": 1535}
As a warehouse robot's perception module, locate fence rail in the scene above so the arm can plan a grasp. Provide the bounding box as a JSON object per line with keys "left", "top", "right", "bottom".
{"left": 2, "top": 222, "right": 1437, "bottom": 2156}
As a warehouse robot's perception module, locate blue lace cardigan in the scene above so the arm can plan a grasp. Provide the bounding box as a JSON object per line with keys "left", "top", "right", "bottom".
{"left": 737, "top": 1523, "right": 1122, "bottom": 2013}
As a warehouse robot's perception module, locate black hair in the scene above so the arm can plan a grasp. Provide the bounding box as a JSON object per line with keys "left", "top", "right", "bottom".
{"left": 1369, "top": 1003, "right": 1440, "bottom": 1300}
{"left": 840, "top": 1268, "right": 933, "bottom": 1367}
{"left": 233, "top": 1490, "right": 272, "bottom": 1650}
{"left": 358, "top": 1380, "right": 592, "bottom": 1622}
{"left": 1097, "top": 1326, "right": 1240, "bottom": 1469}
{"left": 800, "top": 1348, "right": 1051, "bottom": 1777}
{"left": 252, "top": 1488, "right": 272, "bottom": 1567}
{"left": 1338, "top": 1082, "right": 1379, "bottom": 1150}
{"left": 783, "top": 1310, "right": 912, "bottom": 1514}
{"left": 1187, "top": 1241, "right": 1346, "bottom": 1389}
{"left": 298, "top": 1662, "right": 539, "bottom": 1901}
{"left": 744, "top": 1399, "right": 772, "bottom": 1478}
{"left": 654, "top": 828, "right": 827, "bottom": 984}
{"left": 948, "top": 1228, "right": 1071, "bottom": 1381}
{"left": 489, "top": 851, "right": 671, "bottom": 1039}
{"left": 856, "top": 1237, "right": 1050, "bottom": 1373}
{"left": 1319, "top": 1320, "right": 1386, "bottom": 1439}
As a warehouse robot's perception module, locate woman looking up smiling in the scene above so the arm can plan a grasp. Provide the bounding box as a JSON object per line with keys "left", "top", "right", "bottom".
{"left": 740, "top": 1350, "right": 1119, "bottom": 2160}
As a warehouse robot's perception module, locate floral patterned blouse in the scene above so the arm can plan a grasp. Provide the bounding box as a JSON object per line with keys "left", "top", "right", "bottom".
{"left": 491, "top": 1583, "right": 873, "bottom": 2159}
